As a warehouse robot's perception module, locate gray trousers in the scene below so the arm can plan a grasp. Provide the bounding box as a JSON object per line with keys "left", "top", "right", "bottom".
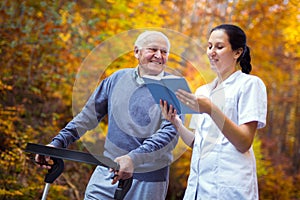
{"left": 84, "top": 165, "right": 168, "bottom": 200}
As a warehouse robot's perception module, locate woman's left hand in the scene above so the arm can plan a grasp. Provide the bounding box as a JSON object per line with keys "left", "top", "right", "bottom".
{"left": 176, "top": 89, "right": 212, "bottom": 114}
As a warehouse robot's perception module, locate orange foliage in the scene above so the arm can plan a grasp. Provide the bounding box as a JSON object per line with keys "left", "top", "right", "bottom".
{"left": 1, "top": 0, "right": 299, "bottom": 199}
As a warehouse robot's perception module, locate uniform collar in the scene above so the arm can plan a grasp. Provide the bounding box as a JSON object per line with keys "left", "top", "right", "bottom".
{"left": 210, "top": 70, "right": 242, "bottom": 91}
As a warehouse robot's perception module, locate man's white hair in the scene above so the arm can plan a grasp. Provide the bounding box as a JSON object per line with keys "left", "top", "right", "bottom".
{"left": 134, "top": 31, "right": 170, "bottom": 51}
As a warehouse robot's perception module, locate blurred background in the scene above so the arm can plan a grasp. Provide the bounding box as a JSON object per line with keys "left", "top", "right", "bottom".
{"left": 1, "top": 0, "right": 299, "bottom": 199}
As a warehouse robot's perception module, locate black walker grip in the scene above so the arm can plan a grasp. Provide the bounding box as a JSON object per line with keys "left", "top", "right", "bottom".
{"left": 114, "top": 178, "right": 133, "bottom": 200}
{"left": 25, "top": 143, "right": 132, "bottom": 199}
{"left": 44, "top": 157, "right": 64, "bottom": 183}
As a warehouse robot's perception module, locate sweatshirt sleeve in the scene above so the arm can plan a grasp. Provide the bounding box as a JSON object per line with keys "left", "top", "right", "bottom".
{"left": 50, "top": 79, "right": 110, "bottom": 148}
{"left": 127, "top": 118, "right": 179, "bottom": 167}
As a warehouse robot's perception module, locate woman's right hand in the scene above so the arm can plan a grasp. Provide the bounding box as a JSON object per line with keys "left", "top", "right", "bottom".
{"left": 160, "top": 99, "right": 182, "bottom": 130}
{"left": 160, "top": 99, "right": 195, "bottom": 147}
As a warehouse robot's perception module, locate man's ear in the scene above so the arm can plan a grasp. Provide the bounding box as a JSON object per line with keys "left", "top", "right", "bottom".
{"left": 134, "top": 46, "right": 139, "bottom": 59}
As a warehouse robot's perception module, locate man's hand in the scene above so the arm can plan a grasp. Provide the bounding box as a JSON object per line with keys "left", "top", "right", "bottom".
{"left": 34, "top": 144, "right": 55, "bottom": 169}
{"left": 111, "top": 155, "right": 134, "bottom": 185}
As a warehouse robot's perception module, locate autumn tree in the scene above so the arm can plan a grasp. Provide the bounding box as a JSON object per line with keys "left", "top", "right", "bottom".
{"left": 1, "top": 0, "right": 299, "bottom": 199}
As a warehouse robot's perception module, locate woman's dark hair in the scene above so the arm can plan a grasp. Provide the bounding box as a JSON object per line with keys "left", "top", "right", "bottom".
{"left": 210, "top": 24, "right": 252, "bottom": 74}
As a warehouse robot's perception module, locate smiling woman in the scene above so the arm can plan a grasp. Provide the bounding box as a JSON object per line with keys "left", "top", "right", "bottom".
{"left": 207, "top": 24, "right": 252, "bottom": 78}
{"left": 160, "top": 24, "right": 267, "bottom": 200}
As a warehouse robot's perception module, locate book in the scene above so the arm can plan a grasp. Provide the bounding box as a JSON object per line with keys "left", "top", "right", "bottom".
{"left": 142, "top": 74, "right": 196, "bottom": 114}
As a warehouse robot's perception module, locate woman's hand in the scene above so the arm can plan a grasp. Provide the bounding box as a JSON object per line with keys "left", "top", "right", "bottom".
{"left": 176, "top": 89, "right": 212, "bottom": 114}
{"left": 159, "top": 99, "right": 182, "bottom": 130}
{"left": 160, "top": 99, "right": 195, "bottom": 147}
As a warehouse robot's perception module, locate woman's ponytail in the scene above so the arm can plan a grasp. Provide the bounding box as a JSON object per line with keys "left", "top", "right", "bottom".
{"left": 239, "top": 46, "right": 252, "bottom": 74}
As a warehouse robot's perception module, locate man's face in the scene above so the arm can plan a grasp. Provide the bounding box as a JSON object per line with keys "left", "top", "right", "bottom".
{"left": 135, "top": 34, "right": 169, "bottom": 77}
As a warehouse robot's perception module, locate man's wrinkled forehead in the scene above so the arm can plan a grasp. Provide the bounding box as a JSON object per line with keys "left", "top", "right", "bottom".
{"left": 135, "top": 31, "right": 170, "bottom": 50}
{"left": 143, "top": 35, "right": 168, "bottom": 47}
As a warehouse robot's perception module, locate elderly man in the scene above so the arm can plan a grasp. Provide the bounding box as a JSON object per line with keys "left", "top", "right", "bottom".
{"left": 36, "top": 31, "right": 179, "bottom": 200}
